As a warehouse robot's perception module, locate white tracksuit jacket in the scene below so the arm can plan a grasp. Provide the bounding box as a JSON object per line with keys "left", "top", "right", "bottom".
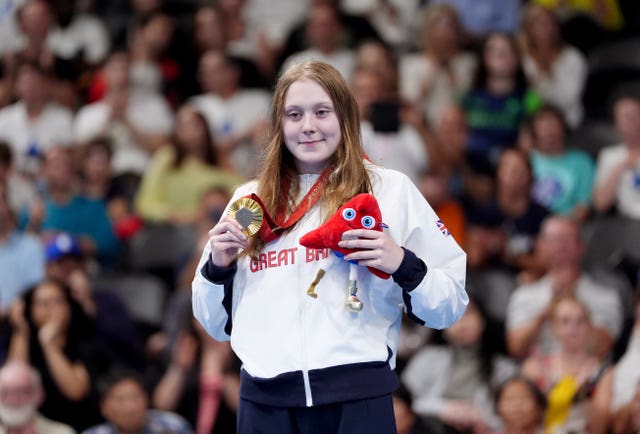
{"left": 192, "top": 164, "right": 468, "bottom": 407}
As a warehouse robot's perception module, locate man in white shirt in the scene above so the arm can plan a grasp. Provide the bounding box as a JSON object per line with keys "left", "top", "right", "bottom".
{"left": 73, "top": 50, "right": 174, "bottom": 176}
{"left": 593, "top": 95, "right": 640, "bottom": 219}
{"left": 0, "top": 361, "right": 75, "bottom": 434}
{"left": 190, "top": 50, "right": 270, "bottom": 178}
{"left": 506, "top": 215, "right": 623, "bottom": 359}
{"left": 0, "top": 62, "right": 73, "bottom": 175}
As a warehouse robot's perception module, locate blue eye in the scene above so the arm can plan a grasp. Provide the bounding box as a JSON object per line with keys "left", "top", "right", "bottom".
{"left": 361, "top": 215, "right": 376, "bottom": 229}
{"left": 342, "top": 208, "right": 356, "bottom": 221}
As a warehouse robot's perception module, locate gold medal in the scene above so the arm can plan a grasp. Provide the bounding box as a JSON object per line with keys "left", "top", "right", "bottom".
{"left": 228, "top": 197, "right": 264, "bottom": 237}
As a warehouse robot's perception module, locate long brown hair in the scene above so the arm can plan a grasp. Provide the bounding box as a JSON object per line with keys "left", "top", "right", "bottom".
{"left": 245, "top": 61, "right": 372, "bottom": 257}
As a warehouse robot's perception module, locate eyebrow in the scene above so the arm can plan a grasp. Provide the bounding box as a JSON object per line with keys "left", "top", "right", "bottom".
{"left": 284, "top": 101, "right": 334, "bottom": 111}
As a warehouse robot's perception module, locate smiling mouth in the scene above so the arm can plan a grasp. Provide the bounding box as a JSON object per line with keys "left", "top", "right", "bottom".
{"left": 299, "top": 139, "right": 324, "bottom": 145}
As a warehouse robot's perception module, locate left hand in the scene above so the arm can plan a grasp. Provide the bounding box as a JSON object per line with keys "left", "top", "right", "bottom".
{"left": 338, "top": 229, "right": 404, "bottom": 274}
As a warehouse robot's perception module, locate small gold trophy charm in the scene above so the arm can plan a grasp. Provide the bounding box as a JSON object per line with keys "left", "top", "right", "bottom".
{"left": 345, "top": 263, "right": 363, "bottom": 312}
{"left": 227, "top": 197, "right": 263, "bottom": 237}
{"left": 345, "top": 279, "right": 363, "bottom": 312}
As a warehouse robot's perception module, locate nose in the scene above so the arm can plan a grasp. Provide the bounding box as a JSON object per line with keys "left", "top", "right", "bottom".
{"left": 302, "top": 113, "right": 316, "bottom": 135}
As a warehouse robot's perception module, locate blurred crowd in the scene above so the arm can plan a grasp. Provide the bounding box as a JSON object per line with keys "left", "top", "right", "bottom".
{"left": 1, "top": 0, "right": 640, "bottom": 433}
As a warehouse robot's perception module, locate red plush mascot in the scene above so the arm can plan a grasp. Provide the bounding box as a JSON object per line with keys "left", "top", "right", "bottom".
{"left": 299, "top": 193, "right": 389, "bottom": 312}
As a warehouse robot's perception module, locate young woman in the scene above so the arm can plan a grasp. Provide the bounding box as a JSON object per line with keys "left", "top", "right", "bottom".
{"left": 521, "top": 296, "right": 608, "bottom": 434}
{"left": 192, "top": 60, "right": 468, "bottom": 433}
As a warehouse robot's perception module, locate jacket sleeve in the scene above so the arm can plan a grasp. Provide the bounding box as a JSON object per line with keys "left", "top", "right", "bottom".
{"left": 382, "top": 172, "right": 468, "bottom": 329}
{"left": 191, "top": 182, "right": 256, "bottom": 341}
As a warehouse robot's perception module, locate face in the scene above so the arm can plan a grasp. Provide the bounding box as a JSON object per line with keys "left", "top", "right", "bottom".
{"left": 101, "top": 379, "right": 148, "bottom": 433}
{"left": 44, "top": 148, "right": 74, "bottom": 189}
{"left": 484, "top": 34, "right": 519, "bottom": 78}
{"left": 552, "top": 299, "right": 590, "bottom": 351}
{"left": 497, "top": 380, "right": 542, "bottom": 431}
{"left": 198, "top": 51, "right": 236, "bottom": 94}
{"left": 307, "top": 5, "right": 341, "bottom": 50}
{"left": 537, "top": 218, "right": 584, "bottom": 268}
{"left": 427, "top": 11, "right": 459, "bottom": 50}
{"left": 195, "top": 7, "right": 225, "bottom": 51}
{"left": 15, "top": 66, "right": 49, "bottom": 105}
{"left": 83, "top": 146, "right": 111, "bottom": 183}
{"left": 19, "top": 1, "right": 52, "bottom": 39}
{"left": 282, "top": 79, "right": 342, "bottom": 174}
{"left": 614, "top": 98, "right": 640, "bottom": 143}
{"left": 104, "top": 53, "right": 130, "bottom": 90}
{"left": 443, "top": 302, "right": 484, "bottom": 346}
{"left": 352, "top": 70, "right": 383, "bottom": 120}
{"left": 527, "top": 7, "right": 558, "bottom": 44}
{"left": 436, "top": 105, "right": 467, "bottom": 158}
{"left": 0, "top": 366, "right": 40, "bottom": 428}
{"left": 533, "top": 110, "right": 566, "bottom": 154}
{"left": 175, "top": 106, "right": 207, "bottom": 152}
{"left": 496, "top": 150, "right": 531, "bottom": 193}
{"left": 30, "top": 282, "right": 71, "bottom": 330}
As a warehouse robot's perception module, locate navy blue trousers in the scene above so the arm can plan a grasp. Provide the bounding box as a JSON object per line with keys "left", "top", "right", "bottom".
{"left": 237, "top": 394, "right": 397, "bottom": 434}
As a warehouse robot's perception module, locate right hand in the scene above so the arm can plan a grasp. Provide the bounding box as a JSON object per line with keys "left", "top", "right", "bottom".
{"left": 208, "top": 216, "right": 248, "bottom": 268}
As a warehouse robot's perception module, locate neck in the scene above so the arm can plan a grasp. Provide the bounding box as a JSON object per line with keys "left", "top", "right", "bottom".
{"left": 487, "top": 76, "right": 515, "bottom": 96}
{"left": 49, "top": 185, "right": 74, "bottom": 203}
{"left": 25, "top": 101, "right": 45, "bottom": 118}
{"left": 497, "top": 189, "right": 528, "bottom": 216}
{"left": 6, "top": 420, "right": 37, "bottom": 434}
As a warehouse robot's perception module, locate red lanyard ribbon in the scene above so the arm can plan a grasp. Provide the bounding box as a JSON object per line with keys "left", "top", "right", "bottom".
{"left": 248, "top": 166, "right": 332, "bottom": 243}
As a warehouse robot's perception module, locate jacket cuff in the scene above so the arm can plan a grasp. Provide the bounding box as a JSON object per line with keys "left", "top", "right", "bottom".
{"left": 392, "top": 247, "right": 427, "bottom": 292}
{"left": 200, "top": 256, "right": 237, "bottom": 284}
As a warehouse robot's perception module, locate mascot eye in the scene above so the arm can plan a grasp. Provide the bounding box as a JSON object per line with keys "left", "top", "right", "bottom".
{"left": 342, "top": 208, "right": 356, "bottom": 221}
{"left": 361, "top": 215, "right": 376, "bottom": 229}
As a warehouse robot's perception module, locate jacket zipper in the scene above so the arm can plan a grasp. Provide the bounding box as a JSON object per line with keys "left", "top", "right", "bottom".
{"left": 299, "top": 175, "right": 315, "bottom": 406}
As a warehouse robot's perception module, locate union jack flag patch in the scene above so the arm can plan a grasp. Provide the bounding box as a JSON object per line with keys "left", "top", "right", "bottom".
{"left": 436, "top": 220, "right": 450, "bottom": 236}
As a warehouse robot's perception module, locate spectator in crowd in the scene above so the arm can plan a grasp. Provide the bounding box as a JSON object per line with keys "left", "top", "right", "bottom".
{"left": 21, "top": 146, "right": 120, "bottom": 266}
{"left": 492, "top": 376, "right": 547, "bottom": 434}
{"left": 44, "top": 232, "right": 146, "bottom": 371}
{"left": 466, "top": 148, "right": 549, "bottom": 277}
{"left": 74, "top": 49, "right": 174, "bottom": 176}
{"left": 216, "top": 0, "right": 277, "bottom": 81}
{"left": 399, "top": 3, "right": 476, "bottom": 124}
{"left": 418, "top": 169, "right": 466, "bottom": 247}
{"left": 593, "top": 95, "right": 640, "bottom": 219}
{"left": 0, "top": 184, "right": 44, "bottom": 309}
{"left": 352, "top": 67, "right": 430, "bottom": 185}
{"left": 134, "top": 104, "right": 244, "bottom": 225}
{"left": 529, "top": 104, "right": 595, "bottom": 221}
{"left": 151, "top": 313, "right": 240, "bottom": 434}
{"left": 280, "top": 3, "right": 357, "bottom": 81}
{"left": 5, "top": 279, "right": 104, "bottom": 430}
{"left": 0, "top": 360, "right": 75, "bottom": 434}
{"left": 46, "top": 0, "right": 110, "bottom": 66}
{"left": 520, "top": 4, "right": 588, "bottom": 128}
{"left": 340, "top": 0, "right": 422, "bottom": 52}
{"left": 276, "top": 0, "right": 381, "bottom": 72}
{"left": 402, "top": 298, "right": 516, "bottom": 434}
{"left": 79, "top": 137, "right": 141, "bottom": 242}
{"left": 531, "top": 0, "right": 623, "bottom": 53}
{"left": 0, "top": 62, "right": 73, "bottom": 176}
{"left": 128, "top": 11, "right": 182, "bottom": 105}
{"left": 7, "top": 0, "right": 57, "bottom": 73}
{"left": 506, "top": 215, "right": 623, "bottom": 360}
{"left": 190, "top": 50, "right": 269, "bottom": 179}
{"left": 83, "top": 367, "right": 193, "bottom": 434}
{"left": 354, "top": 40, "right": 399, "bottom": 99}
{"left": 461, "top": 32, "right": 541, "bottom": 176}
{"left": 590, "top": 298, "right": 640, "bottom": 434}
{"left": 0, "top": 141, "right": 37, "bottom": 218}
{"left": 521, "top": 296, "right": 607, "bottom": 434}
{"left": 429, "top": 0, "right": 522, "bottom": 39}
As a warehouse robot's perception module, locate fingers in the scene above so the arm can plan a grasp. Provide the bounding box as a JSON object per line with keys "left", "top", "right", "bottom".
{"left": 209, "top": 216, "right": 246, "bottom": 240}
